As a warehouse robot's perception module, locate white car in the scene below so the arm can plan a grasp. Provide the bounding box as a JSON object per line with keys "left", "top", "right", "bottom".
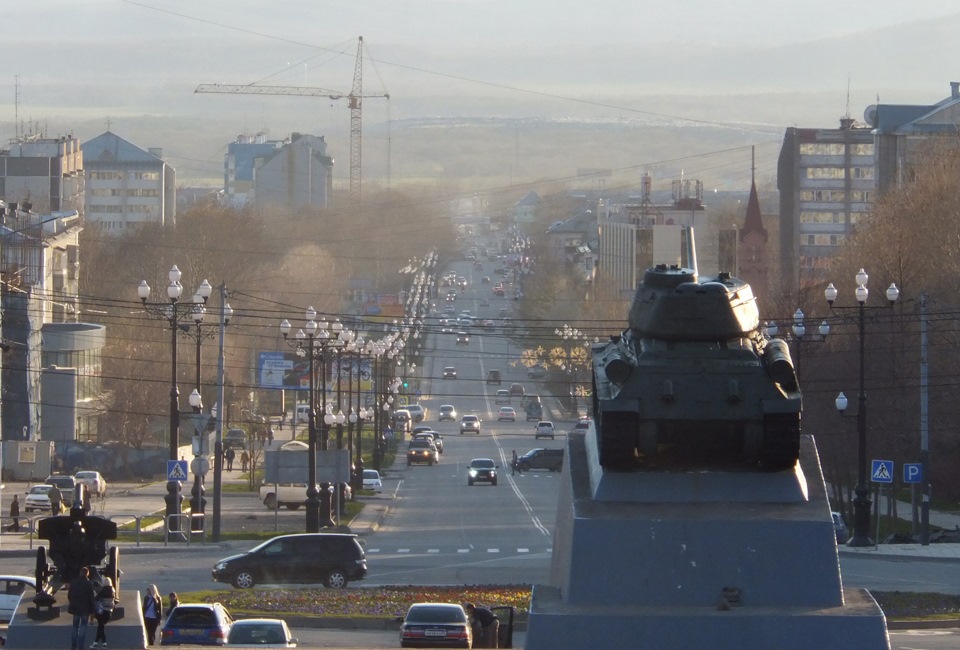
{"left": 24, "top": 485, "right": 54, "bottom": 513}
{"left": 535, "top": 421, "right": 556, "bottom": 440}
{"left": 75, "top": 470, "right": 107, "bottom": 497}
{"left": 0, "top": 575, "right": 34, "bottom": 622}
{"left": 362, "top": 469, "right": 383, "bottom": 493}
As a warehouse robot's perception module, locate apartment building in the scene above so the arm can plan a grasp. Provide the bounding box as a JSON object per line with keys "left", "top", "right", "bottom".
{"left": 0, "top": 134, "right": 84, "bottom": 215}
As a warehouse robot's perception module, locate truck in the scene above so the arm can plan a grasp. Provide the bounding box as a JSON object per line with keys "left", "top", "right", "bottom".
{"left": 258, "top": 483, "right": 352, "bottom": 510}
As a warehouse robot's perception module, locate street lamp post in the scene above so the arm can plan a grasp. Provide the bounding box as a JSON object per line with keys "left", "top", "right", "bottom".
{"left": 827, "top": 269, "right": 900, "bottom": 547}
{"left": 763, "top": 309, "right": 830, "bottom": 377}
{"left": 138, "top": 266, "right": 212, "bottom": 533}
{"left": 280, "top": 309, "right": 341, "bottom": 532}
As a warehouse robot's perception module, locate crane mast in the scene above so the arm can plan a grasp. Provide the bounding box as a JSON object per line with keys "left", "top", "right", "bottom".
{"left": 195, "top": 36, "right": 388, "bottom": 210}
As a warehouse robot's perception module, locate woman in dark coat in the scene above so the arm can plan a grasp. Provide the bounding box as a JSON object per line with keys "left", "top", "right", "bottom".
{"left": 142, "top": 584, "right": 163, "bottom": 645}
{"left": 91, "top": 576, "right": 117, "bottom": 648}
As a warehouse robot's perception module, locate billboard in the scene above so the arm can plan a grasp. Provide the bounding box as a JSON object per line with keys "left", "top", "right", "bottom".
{"left": 258, "top": 351, "right": 308, "bottom": 390}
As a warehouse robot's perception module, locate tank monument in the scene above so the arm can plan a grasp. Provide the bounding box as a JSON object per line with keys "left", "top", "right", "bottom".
{"left": 524, "top": 234, "right": 890, "bottom": 649}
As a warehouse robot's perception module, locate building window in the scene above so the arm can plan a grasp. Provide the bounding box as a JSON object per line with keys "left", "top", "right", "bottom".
{"left": 18, "top": 444, "right": 36, "bottom": 464}
{"left": 805, "top": 167, "right": 846, "bottom": 179}
{"left": 852, "top": 143, "right": 875, "bottom": 156}
{"left": 799, "top": 143, "right": 845, "bottom": 155}
{"left": 852, "top": 167, "right": 875, "bottom": 179}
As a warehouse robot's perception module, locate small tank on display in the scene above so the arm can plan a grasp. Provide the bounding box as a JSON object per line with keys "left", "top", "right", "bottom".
{"left": 591, "top": 231, "right": 801, "bottom": 470}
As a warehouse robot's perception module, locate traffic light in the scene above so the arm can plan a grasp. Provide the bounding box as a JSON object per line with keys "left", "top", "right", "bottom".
{"left": 403, "top": 380, "right": 409, "bottom": 389}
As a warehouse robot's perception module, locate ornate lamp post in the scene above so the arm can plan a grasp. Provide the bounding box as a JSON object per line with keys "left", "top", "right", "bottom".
{"left": 763, "top": 309, "right": 830, "bottom": 377}
{"left": 827, "top": 269, "right": 900, "bottom": 547}
{"left": 280, "top": 309, "right": 342, "bottom": 531}
{"left": 138, "top": 266, "right": 212, "bottom": 533}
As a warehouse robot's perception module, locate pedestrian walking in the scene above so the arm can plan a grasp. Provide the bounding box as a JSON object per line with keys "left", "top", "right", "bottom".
{"left": 9, "top": 494, "right": 19, "bottom": 531}
{"left": 225, "top": 447, "right": 236, "bottom": 472}
{"left": 465, "top": 603, "right": 500, "bottom": 648}
{"left": 142, "top": 584, "right": 163, "bottom": 645}
{"left": 49, "top": 484, "right": 62, "bottom": 514}
{"left": 67, "top": 567, "right": 97, "bottom": 650}
{"left": 240, "top": 451, "right": 250, "bottom": 473}
{"left": 91, "top": 576, "right": 118, "bottom": 648}
{"left": 267, "top": 428, "right": 274, "bottom": 445}
{"left": 167, "top": 592, "right": 179, "bottom": 621}
{"left": 511, "top": 450, "right": 518, "bottom": 476}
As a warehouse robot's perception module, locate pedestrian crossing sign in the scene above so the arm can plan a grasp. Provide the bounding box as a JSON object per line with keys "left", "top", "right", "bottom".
{"left": 167, "top": 460, "right": 189, "bottom": 482}
{"left": 871, "top": 459, "right": 894, "bottom": 484}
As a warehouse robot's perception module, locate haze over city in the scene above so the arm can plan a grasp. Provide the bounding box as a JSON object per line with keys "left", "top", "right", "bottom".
{"left": 3, "top": 0, "right": 960, "bottom": 187}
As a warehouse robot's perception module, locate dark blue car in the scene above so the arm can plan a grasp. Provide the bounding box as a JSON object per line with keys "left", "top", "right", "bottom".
{"left": 161, "top": 603, "right": 233, "bottom": 646}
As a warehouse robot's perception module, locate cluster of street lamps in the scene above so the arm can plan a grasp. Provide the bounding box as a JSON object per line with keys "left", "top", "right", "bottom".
{"left": 763, "top": 309, "right": 830, "bottom": 375}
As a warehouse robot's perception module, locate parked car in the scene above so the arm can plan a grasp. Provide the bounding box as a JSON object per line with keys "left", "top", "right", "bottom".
{"left": 45, "top": 475, "right": 76, "bottom": 507}
{"left": 833, "top": 511, "right": 850, "bottom": 544}
{"left": 517, "top": 448, "right": 564, "bottom": 472}
{"left": 74, "top": 470, "right": 107, "bottom": 497}
{"left": 467, "top": 458, "right": 499, "bottom": 487}
{"left": 362, "top": 469, "right": 383, "bottom": 493}
{"left": 486, "top": 370, "right": 502, "bottom": 385}
{"left": 224, "top": 428, "right": 247, "bottom": 450}
{"left": 226, "top": 618, "right": 298, "bottom": 647}
{"left": 495, "top": 389, "right": 511, "bottom": 405}
{"left": 24, "top": 485, "right": 54, "bottom": 513}
{"left": 407, "top": 438, "right": 439, "bottom": 466}
{"left": 535, "top": 421, "right": 556, "bottom": 440}
{"left": 509, "top": 383, "right": 525, "bottom": 397}
{"left": 438, "top": 405, "right": 457, "bottom": 422}
{"left": 0, "top": 575, "right": 33, "bottom": 623}
{"left": 498, "top": 407, "right": 517, "bottom": 422}
{"left": 160, "top": 603, "right": 234, "bottom": 646}
{"left": 443, "top": 366, "right": 458, "bottom": 379}
{"left": 404, "top": 404, "right": 426, "bottom": 423}
{"left": 398, "top": 602, "right": 472, "bottom": 649}
{"left": 212, "top": 533, "right": 367, "bottom": 589}
{"left": 459, "top": 415, "right": 481, "bottom": 435}
{"left": 295, "top": 404, "right": 311, "bottom": 424}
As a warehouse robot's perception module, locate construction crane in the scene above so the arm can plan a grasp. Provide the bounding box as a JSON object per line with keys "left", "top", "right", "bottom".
{"left": 195, "top": 36, "right": 389, "bottom": 209}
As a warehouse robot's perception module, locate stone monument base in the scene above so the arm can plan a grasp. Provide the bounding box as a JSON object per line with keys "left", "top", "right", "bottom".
{"left": 7, "top": 590, "right": 146, "bottom": 649}
{"left": 524, "top": 433, "right": 890, "bottom": 650}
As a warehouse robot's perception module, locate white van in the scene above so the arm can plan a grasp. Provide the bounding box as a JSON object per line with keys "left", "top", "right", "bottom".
{"left": 393, "top": 409, "right": 412, "bottom": 434}
{"left": 295, "top": 404, "right": 312, "bottom": 424}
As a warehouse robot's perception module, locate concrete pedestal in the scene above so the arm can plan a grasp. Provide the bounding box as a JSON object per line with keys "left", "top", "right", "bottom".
{"left": 524, "top": 433, "right": 890, "bottom": 649}
{"left": 7, "top": 590, "right": 147, "bottom": 649}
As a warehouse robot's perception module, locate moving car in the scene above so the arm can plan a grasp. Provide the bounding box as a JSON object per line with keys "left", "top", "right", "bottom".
{"left": 516, "top": 448, "right": 564, "bottom": 472}
{"left": 0, "top": 575, "right": 34, "bottom": 623}
{"left": 362, "top": 469, "right": 383, "bottom": 493}
{"left": 258, "top": 483, "right": 352, "bottom": 511}
{"left": 495, "top": 389, "right": 511, "bottom": 405}
{"left": 486, "top": 370, "right": 502, "bottom": 385}
{"left": 24, "top": 485, "right": 54, "bottom": 513}
{"left": 527, "top": 364, "right": 547, "bottom": 378}
{"left": 509, "top": 383, "right": 525, "bottom": 397}
{"left": 398, "top": 603, "right": 472, "bottom": 649}
{"left": 408, "top": 438, "right": 439, "bottom": 465}
{"left": 443, "top": 366, "right": 458, "bottom": 379}
{"left": 438, "top": 405, "right": 457, "bottom": 422}
{"left": 572, "top": 418, "right": 592, "bottom": 433}
{"left": 212, "top": 533, "right": 367, "bottom": 589}
{"left": 74, "top": 470, "right": 107, "bottom": 497}
{"left": 468, "top": 458, "right": 498, "bottom": 486}
{"left": 404, "top": 404, "right": 426, "bottom": 423}
{"left": 498, "top": 406, "right": 517, "bottom": 422}
{"left": 160, "top": 603, "right": 234, "bottom": 646}
{"left": 414, "top": 430, "right": 444, "bottom": 453}
{"left": 459, "top": 415, "right": 481, "bottom": 435}
{"left": 224, "top": 428, "right": 247, "bottom": 450}
{"left": 535, "top": 421, "right": 556, "bottom": 440}
{"left": 226, "top": 618, "right": 298, "bottom": 647}
{"left": 456, "top": 331, "right": 470, "bottom": 345}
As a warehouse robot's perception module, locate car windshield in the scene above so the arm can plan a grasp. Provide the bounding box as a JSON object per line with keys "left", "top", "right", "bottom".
{"left": 75, "top": 472, "right": 97, "bottom": 479}
{"left": 29, "top": 486, "right": 51, "bottom": 495}
{"left": 470, "top": 459, "right": 495, "bottom": 469}
{"left": 228, "top": 622, "right": 285, "bottom": 645}
{"left": 463, "top": 416, "right": 478, "bottom": 422}
{"left": 363, "top": 470, "right": 380, "bottom": 480}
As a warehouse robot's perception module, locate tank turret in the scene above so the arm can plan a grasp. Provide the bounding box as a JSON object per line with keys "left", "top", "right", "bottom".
{"left": 592, "top": 259, "right": 801, "bottom": 470}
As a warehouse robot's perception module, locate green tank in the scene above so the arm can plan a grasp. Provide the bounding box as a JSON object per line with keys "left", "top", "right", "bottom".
{"left": 591, "top": 262, "right": 801, "bottom": 470}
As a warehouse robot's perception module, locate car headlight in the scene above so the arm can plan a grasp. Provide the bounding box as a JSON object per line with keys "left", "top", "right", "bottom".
{"left": 215, "top": 562, "right": 227, "bottom": 571}
{"left": 469, "top": 469, "right": 478, "bottom": 477}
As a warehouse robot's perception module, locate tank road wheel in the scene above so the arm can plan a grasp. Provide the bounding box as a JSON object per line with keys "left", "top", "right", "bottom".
{"left": 106, "top": 546, "right": 120, "bottom": 595}
{"left": 232, "top": 570, "right": 257, "bottom": 589}
{"left": 325, "top": 569, "right": 348, "bottom": 589}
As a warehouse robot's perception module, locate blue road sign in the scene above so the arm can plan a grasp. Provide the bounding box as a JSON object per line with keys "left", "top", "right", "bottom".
{"left": 903, "top": 463, "right": 923, "bottom": 484}
{"left": 871, "top": 459, "right": 894, "bottom": 484}
{"left": 167, "top": 459, "right": 189, "bottom": 482}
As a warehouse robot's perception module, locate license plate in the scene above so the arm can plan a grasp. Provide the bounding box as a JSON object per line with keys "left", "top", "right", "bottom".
{"left": 425, "top": 629, "right": 447, "bottom": 637}
{"left": 180, "top": 629, "right": 204, "bottom": 636}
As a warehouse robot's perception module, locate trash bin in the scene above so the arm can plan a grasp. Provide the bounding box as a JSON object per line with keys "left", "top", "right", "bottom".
{"left": 491, "top": 605, "right": 516, "bottom": 648}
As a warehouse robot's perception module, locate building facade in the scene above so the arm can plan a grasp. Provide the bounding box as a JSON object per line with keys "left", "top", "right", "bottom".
{"left": 224, "top": 132, "right": 286, "bottom": 208}
{"left": 82, "top": 131, "right": 176, "bottom": 232}
{"left": 0, "top": 135, "right": 84, "bottom": 215}
{"left": 254, "top": 133, "right": 333, "bottom": 211}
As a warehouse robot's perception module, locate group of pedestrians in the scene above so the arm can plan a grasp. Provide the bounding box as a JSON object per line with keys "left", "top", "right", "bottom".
{"left": 66, "top": 568, "right": 117, "bottom": 650}
{"left": 66, "top": 574, "right": 178, "bottom": 648}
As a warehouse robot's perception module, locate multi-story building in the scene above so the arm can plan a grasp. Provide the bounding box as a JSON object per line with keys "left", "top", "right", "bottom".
{"left": 82, "top": 131, "right": 176, "bottom": 231}
{"left": 254, "top": 133, "right": 333, "bottom": 211}
{"left": 224, "top": 132, "right": 285, "bottom": 208}
{"left": 0, "top": 134, "right": 84, "bottom": 215}
{"left": 778, "top": 81, "right": 960, "bottom": 287}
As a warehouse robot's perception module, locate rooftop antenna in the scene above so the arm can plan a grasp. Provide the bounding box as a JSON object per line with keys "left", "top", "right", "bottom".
{"left": 846, "top": 76, "right": 851, "bottom": 120}
{"left": 14, "top": 75, "right": 20, "bottom": 140}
